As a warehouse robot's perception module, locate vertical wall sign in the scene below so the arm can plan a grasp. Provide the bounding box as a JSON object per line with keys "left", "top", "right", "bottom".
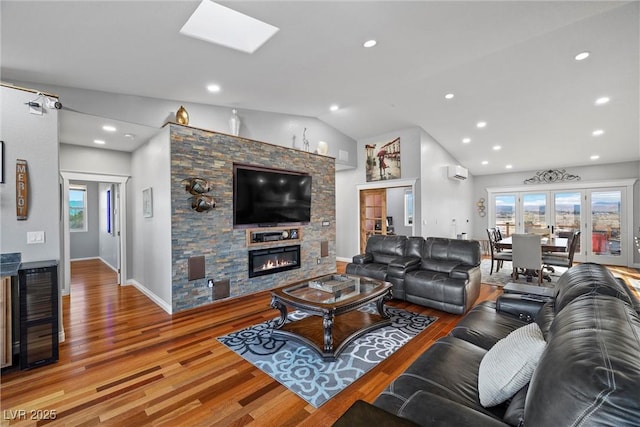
{"left": 16, "top": 159, "right": 28, "bottom": 220}
{"left": 0, "top": 141, "right": 5, "bottom": 184}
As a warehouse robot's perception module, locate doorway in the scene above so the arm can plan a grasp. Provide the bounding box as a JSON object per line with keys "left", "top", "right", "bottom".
{"left": 357, "top": 179, "right": 417, "bottom": 253}
{"left": 60, "top": 172, "right": 129, "bottom": 296}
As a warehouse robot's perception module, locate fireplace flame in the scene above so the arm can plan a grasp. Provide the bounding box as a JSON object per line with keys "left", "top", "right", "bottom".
{"left": 260, "top": 257, "right": 295, "bottom": 271}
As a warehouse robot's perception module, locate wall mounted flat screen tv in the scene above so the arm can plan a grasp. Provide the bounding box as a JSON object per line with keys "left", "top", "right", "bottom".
{"left": 233, "top": 164, "right": 312, "bottom": 228}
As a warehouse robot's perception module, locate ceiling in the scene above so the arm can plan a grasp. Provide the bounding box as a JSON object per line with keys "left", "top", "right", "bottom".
{"left": 1, "top": 1, "right": 638, "bottom": 175}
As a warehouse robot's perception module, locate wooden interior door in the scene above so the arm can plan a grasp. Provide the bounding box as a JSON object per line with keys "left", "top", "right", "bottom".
{"left": 359, "top": 189, "right": 387, "bottom": 252}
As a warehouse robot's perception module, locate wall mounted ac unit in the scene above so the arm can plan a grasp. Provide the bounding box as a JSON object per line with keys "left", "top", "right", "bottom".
{"left": 448, "top": 165, "right": 468, "bottom": 180}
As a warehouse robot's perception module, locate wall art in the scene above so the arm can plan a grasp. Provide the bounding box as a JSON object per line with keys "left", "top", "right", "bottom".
{"left": 365, "top": 137, "right": 401, "bottom": 182}
{"left": 142, "top": 187, "right": 153, "bottom": 218}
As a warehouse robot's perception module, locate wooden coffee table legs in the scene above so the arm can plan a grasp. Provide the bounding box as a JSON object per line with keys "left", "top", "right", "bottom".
{"left": 270, "top": 292, "right": 392, "bottom": 360}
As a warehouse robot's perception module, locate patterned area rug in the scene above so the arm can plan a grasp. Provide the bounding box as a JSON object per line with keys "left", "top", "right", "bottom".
{"left": 217, "top": 306, "right": 437, "bottom": 408}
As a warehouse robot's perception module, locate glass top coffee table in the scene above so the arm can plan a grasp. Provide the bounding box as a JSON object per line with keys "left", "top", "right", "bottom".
{"left": 270, "top": 274, "right": 392, "bottom": 360}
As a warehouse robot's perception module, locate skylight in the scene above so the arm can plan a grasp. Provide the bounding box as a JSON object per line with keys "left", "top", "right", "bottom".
{"left": 180, "top": 0, "right": 279, "bottom": 54}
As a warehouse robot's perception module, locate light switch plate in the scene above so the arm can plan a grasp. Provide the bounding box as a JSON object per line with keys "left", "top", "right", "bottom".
{"left": 27, "top": 231, "right": 45, "bottom": 244}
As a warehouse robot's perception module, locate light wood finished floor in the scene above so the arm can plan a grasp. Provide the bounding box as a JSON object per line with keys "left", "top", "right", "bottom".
{"left": 1, "top": 259, "right": 637, "bottom": 426}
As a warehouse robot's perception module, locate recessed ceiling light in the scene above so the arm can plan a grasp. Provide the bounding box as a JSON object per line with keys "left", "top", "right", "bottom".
{"left": 102, "top": 125, "right": 116, "bottom": 132}
{"left": 492, "top": 145, "right": 501, "bottom": 150}
{"left": 124, "top": 133, "right": 136, "bottom": 139}
{"left": 94, "top": 139, "right": 106, "bottom": 145}
{"left": 207, "top": 84, "right": 221, "bottom": 93}
{"left": 590, "top": 155, "right": 600, "bottom": 160}
{"left": 595, "top": 96, "right": 610, "bottom": 105}
{"left": 363, "top": 39, "right": 377, "bottom": 48}
{"left": 445, "top": 93, "right": 455, "bottom": 100}
{"left": 180, "top": 0, "right": 279, "bottom": 54}
{"left": 505, "top": 164, "right": 513, "bottom": 169}
{"left": 574, "top": 51, "right": 590, "bottom": 61}
{"left": 477, "top": 121, "right": 487, "bottom": 128}
{"left": 330, "top": 104, "right": 339, "bottom": 112}
{"left": 462, "top": 138, "right": 471, "bottom": 144}
{"left": 481, "top": 160, "right": 489, "bottom": 165}
{"left": 592, "top": 129, "right": 604, "bottom": 136}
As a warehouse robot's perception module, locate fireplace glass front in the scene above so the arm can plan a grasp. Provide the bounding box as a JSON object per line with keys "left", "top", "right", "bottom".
{"left": 248, "top": 245, "right": 301, "bottom": 278}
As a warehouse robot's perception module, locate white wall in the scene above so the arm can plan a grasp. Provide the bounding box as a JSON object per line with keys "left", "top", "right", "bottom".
{"left": 419, "top": 129, "right": 474, "bottom": 239}
{"left": 0, "top": 85, "right": 60, "bottom": 263}
{"left": 130, "top": 127, "right": 172, "bottom": 310}
{"left": 335, "top": 126, "right": 474, "bottom": 259}
{"left": 15, "top": 81, "right": 358, "bottom": 170}
{"left": 59, "top": 143, "right": 132, "bottom": 176}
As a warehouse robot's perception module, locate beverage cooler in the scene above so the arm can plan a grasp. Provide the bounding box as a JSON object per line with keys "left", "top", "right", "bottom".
{"left": 18, "top": 260, "right": 59, "bottom": 369}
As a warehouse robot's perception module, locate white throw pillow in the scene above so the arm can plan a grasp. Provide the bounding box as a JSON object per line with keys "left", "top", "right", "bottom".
{"left": 478, "top": 322, "right": 546, "bottom": 407}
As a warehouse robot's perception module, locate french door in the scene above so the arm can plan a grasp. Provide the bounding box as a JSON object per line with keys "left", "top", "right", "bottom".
{"left": 489, "top": 183, "right": 632, "bottom": 266}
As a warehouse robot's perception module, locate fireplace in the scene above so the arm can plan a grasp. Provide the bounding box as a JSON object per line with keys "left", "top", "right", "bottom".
{"left": 248, "top": 245, "right": 301, "bottom": 278}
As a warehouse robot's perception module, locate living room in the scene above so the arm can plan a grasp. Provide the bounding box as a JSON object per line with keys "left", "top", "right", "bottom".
{"left": 1, "top": 1, "right": 639, "bottom": 425}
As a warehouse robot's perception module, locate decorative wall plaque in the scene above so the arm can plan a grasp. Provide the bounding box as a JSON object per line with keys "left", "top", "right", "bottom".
{"left": 524, "top": 169, "right": 581, "bottom": 184}
{"left": 16, "top": 159, "right": 28, "bottom": 220}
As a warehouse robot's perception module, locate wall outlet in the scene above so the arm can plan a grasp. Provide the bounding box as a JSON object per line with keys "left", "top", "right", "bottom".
{"left": 317, "top": 257, "right": 321, "bottom": 264}
{"left": 207, "top": 279, "right": 214, "bottom": 288}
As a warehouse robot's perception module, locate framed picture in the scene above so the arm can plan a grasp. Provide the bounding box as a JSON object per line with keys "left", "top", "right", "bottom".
{"left": 365, "top": 137, "right": 401, "bottom": 182}
{"left": 142, "top": 187, "right": 153, "bottom": 218}
{"left": 0, "top": 141, "right": 4, "bottom": 184}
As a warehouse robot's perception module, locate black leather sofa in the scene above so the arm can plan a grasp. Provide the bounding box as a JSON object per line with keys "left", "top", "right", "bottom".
{"left": 334, "top": 263, "right": 640, "bottom": 427}
{"left": 346, "top": 235, "right": 481, "bottom": 314}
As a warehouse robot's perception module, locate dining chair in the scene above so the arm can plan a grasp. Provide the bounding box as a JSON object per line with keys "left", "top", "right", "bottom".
{"left": 542, "top": 230, "right": 581, "bottom": 269}
{"left": 511, "top": 233, "right": 543, "bottom": 285}
{"left": 486, "top": 228, "right": 512, "bottom": 275}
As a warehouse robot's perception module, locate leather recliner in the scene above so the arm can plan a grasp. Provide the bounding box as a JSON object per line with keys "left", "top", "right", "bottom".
{"left": 346, "top": 235, "right": 482, "bottom": 314}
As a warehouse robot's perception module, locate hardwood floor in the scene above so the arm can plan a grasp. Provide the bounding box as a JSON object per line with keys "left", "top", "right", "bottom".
{"left": 1, "top": 259, "right": 636, "bottom": 426}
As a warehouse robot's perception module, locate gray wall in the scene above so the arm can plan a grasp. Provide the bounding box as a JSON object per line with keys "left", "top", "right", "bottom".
{"left": 69, "top": 180, "right": 99, "bottom": 260}
{"left": 98, "top": 183, "right": 119, "bottom": 269}
{"left": 0, "top": 85, "right": 60, "bottom": 263}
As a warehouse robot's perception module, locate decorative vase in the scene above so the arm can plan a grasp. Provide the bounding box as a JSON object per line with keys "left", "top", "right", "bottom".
{"left": 176, "top": 105, "right": 189, "bottom": 125}
{"left": 229, "top": 109, "right": 240, "bottom": 136}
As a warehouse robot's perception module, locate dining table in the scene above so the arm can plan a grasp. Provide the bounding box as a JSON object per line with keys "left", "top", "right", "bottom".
{"left": 496, "top": 236, "right": 568, "bottom": 253}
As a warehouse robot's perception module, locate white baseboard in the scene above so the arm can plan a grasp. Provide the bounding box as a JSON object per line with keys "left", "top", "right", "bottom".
{"left": 336, "top": 256, "right": 352, "bottom": 263}
{"left": 125, "top": 279, "right": 173, "bottom": 314}
{"left": 99, "top": 257, "right": 118, "bottom": 272}
{"left": 70, "top": 257, "right": 100, "bottom": 262}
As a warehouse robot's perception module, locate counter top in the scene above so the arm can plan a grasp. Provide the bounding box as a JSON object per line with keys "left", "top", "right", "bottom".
{"left": 1, "top": 252, "right": 21, "bottom": 277}
{"left": 0, "top": 253, "right": 58, "bottom": 276}
{"left": 0, "top": 262, "right": 20, "bottom": 277}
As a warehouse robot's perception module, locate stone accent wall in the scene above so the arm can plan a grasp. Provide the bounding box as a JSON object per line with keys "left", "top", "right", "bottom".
{"left": 170, "top": 124, "right": 336, "bottom": 312}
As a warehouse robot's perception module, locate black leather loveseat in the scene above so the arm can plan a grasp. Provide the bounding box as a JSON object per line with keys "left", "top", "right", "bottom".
{"left": 346, "top": 235, "right": 481, "bottom": 314}
{"left": 334, "top": 263, "right": 640, "bottom": 426}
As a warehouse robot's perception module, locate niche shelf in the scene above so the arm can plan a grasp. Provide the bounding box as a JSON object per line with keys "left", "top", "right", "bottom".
{"left": 246, "top": 227, "right": 302, "bottom": 247}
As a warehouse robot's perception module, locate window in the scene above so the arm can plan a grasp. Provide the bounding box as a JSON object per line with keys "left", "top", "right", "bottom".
{"left": 69, "top": 185, "right": 87, "bottom": 232}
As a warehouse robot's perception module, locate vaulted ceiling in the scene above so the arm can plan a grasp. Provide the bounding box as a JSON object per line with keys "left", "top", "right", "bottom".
{"left": 1, "top": 1, "right": 638, "bottom": 175}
